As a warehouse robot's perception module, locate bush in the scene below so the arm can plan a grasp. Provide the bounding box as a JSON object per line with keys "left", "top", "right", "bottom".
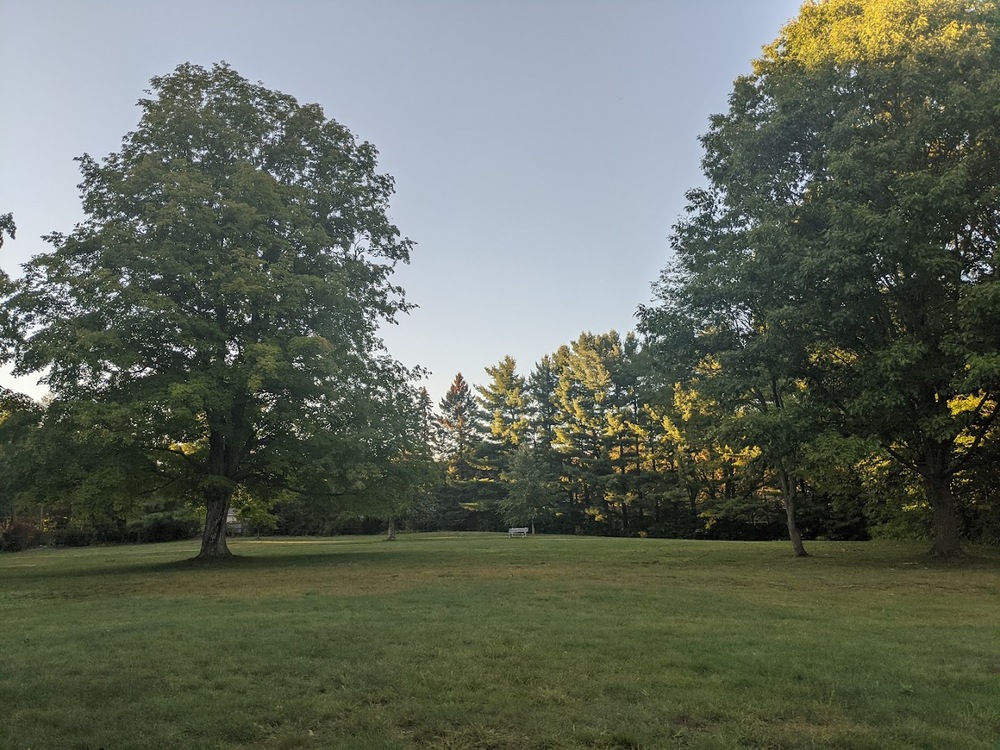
{"left": 0, "top": 519, "right": 46, "bottom": 552}
{"left": 50, "top": 525, "right": 96, "bottom": 547}
{"left": 129, "top": 513, "right": 201, "bottom": 543}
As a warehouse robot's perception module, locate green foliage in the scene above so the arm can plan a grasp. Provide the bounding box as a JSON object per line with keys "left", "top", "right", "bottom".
{"left": 499, "top": 443, "right": 560, "bottom": 528}
{"left": 0, "top": 395, "right": 185, "bottom": 543}
{"left": 49, "top": 525, "right": 96, "bottom": 548}
{"left": 642, "top": 0, "right": 1000, "bottom": 555}
{"left": 545, "top": 331, "right": 679, "bottom": 535}
{"left": 232, "top": 489, "right": 278, "bottom": 537}
{"left": 436, "top": 373, "right": 485, "bottom": 481}
{"left": 526, "top": 354, "right": 560, "bottom": 447}
{"left": 126, "top": 498, "right": 202, "bottom": 543}
{"left": 550, "top": 333, "right": 622, "bottom": 524}
{"left": 4, "top": 63, "right": 418, "bottom": 557}
{"left": 0, "top": 221, "right": 13, "bottom": 351}
{"left": 477, "top": 356, "right": 529, "bottom": 450}
{"left": 0, "top": 390, "right": 40, "bottom": 521}
{"left": 0, "top": 518, "right": 44, "bottom": 552}
{"left": 0, "top": 213, "right": 14, "bottom": 249}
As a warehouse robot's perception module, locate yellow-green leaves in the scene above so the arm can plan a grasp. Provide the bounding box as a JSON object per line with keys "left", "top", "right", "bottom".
{"left": 764, "top": 0, "right": 995, "bottom": 71}
{"left": 649, "top": 0, "right": 1000, "bottom": 555}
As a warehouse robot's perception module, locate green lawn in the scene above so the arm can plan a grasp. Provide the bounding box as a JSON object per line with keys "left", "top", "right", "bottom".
{"left": 1, "top": 534, "right": 998, "bottom": 749}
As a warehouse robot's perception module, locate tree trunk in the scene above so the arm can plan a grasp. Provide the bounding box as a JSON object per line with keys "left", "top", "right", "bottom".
{"left": 197, "top": 423, "right": 240, "bottom": 559}
{"left": 776, "top": 462, "right": 808, "bottom": 557}
{"left": 687, "top": 483, "right": 698, "bottom": 523}
{"left": 385, "top": 517, "right": 397, "bottom": 541}
{"left": 923, "top": 468, "right": 964, "bottom": 557}
{"left": 198, "top": 485, "right": 233, "bottom": 559}
{"left": 914, "top": 440, "right": 964, "bottom": 557}
{"left": 783, "top": 493, "right": 808, "bottom": 558}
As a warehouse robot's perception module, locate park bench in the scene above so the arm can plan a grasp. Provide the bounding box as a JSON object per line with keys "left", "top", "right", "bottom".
{"left": 508, "top": 527, "right": 529, "bottom": 537}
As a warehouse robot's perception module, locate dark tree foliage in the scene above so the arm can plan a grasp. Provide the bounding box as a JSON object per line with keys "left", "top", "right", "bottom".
{"left": 437, "top": 373, "right": 484, "bottom": 481}
{"left": 0, "top": 214, "right": 14, "bottom": 249}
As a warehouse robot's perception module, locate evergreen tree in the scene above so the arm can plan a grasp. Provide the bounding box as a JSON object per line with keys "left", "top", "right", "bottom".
{"left": 437, "top": 373, "right": 484, "bottom": 481}
{"left": 477, "top": 356, "right": 529, "bottom": 451}
{"left": 527, "top": 354, "right": 560, "bottom": 449}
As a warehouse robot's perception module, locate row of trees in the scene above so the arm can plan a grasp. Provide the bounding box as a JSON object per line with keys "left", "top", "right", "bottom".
{"left": 4, "top": 310, "right": 995, "bottom": 557}
{"left": 425, "top": 322, "right": 997, "bottom": 556}
{"left": 2, "top": 0, "right": 998, "bottom": 558}
{"left": 427, "top": 0, "right": 1000, "bottom": 557}
{"left": 642, "top": 0, "right": 1000, "bottom": 557}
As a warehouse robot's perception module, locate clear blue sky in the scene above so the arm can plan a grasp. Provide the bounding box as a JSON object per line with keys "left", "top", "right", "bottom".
{"left": 1, "top": 0, "right": 802, "bottom": 404}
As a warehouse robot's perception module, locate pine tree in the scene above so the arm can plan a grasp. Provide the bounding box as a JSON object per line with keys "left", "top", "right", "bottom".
{"left": 437, "top": 373, "right": 484, "bottom": 481}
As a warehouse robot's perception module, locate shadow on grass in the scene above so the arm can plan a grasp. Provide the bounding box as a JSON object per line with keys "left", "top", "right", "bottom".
{"left": 0, "top": 541, "right": 458, "bottom": 586}
{"left": 3, "top": 536, "right": 997, "bottom": 591}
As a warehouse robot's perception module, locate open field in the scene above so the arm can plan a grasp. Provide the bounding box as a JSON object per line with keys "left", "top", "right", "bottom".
{"left": 1, "top": 534, "right": 998, "bottom": 749}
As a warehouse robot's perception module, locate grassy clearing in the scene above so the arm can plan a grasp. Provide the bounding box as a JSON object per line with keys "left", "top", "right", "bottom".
{"left": 1, "top": 534, "right": 998, "bottom": 749}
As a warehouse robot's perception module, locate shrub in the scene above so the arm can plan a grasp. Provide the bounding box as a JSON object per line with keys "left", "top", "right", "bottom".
{"left": 0, "top": 519, "right": 46, "bottom": 552}
{"left": 128, "top": 512, "right": 201, "bottom": 543}
{"left": 50, "top": 525, "right": 95, "bottom": 547}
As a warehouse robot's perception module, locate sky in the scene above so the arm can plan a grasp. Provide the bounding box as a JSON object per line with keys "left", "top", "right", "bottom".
{"left": 1, "top": 0, "right": 803, "bottom": 405}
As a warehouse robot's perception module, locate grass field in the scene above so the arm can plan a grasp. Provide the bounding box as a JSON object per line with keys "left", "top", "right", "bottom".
{"left": 1, "top": 534, "right": 998, "bottom": 749}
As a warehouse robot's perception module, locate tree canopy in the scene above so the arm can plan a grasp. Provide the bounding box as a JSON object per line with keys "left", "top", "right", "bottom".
{"left": 4, "top": 63, "right": 419, "bottom": 557}
{"left": 643, "top": 0, "right": 1000, "bottom": 555}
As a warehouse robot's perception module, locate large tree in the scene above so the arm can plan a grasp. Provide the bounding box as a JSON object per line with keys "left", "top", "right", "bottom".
{"left": 643, "top": 265, "right": 821, "bottom": 555}
{"left": 5, "top": 63, "right": 416, "bottom": 558}
{"left": 551, "top": 331, "right": 644, "bottom": 532}
{"left": 651, "top": 0, "right": 1000, "bottom": 556}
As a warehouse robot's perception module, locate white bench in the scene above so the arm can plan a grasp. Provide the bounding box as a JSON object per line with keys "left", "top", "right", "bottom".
{"left": 508, "top": 527, "right": 529, "bottom": 537}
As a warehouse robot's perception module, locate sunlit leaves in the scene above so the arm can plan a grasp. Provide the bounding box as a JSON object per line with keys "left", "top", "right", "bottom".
{"left": 644, "top": 0, "right": 1000, "bottom": 554}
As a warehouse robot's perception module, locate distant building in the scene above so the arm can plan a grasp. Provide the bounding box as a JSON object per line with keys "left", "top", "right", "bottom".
{"left": 225, "top": 508, "right": 243, "bottom": 535}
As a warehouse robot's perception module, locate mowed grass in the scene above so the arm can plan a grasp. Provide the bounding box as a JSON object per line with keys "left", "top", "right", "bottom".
{"left": 1, "top": 535, "right": 998, "bottom": 750}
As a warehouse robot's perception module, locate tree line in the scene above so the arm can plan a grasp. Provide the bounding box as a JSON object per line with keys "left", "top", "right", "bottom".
{"left": 2, "top": 0, "right": 999, "bottom": 557}
{"left": 415, "top": 0, "right": 1000, "bottom": 557}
